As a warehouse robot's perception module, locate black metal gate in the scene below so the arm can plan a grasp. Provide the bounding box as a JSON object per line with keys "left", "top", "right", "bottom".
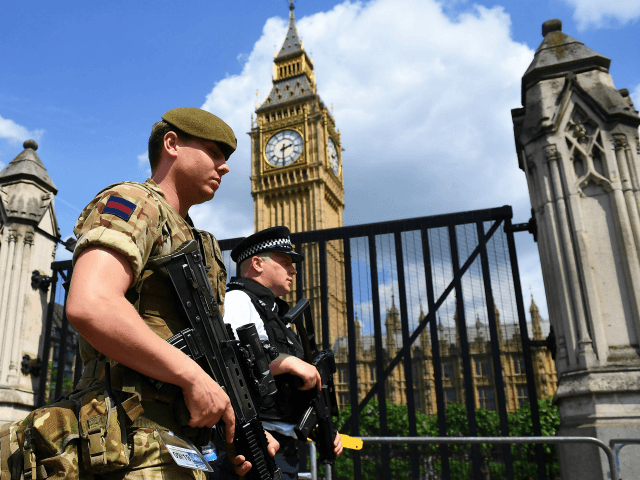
{"left": 42, "top": 205, "right": 553, "bottom": 480}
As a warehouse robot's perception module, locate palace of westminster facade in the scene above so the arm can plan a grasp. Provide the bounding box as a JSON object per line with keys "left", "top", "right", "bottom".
{"left": 249, "top": 3, "right": 557, "bottom": 414}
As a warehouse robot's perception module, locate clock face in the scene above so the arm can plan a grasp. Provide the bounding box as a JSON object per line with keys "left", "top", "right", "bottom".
{"left": 265, "top": 130, "right": 303, "bottom": 167}
{"left": 327, "top": 137, "right": 339, "bottom": 176}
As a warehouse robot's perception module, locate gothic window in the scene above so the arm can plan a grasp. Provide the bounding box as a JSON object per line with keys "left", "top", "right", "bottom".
{"left": 414, "top": 391, "right": 422, "bottom": 409}
{"left": 475, "top": 359, "right": 492, "bottom": 378}
{"left": 339, "top": 393, "right": 349, "bottom": 406}
{"left": 369, "top": 364, "right": 376, "bottom": 381}
{"left": 442, "top": 362, "right": 454, "bottom": 379}
{"left": 516, "top": 385, "right": 528, "bottom": 408}
{"left": 513, "top": 356, "right": 525, "bottom": 375}
{"left": 444, "top": 388, "right": 457, "bottom": 406}
{"left": 564, "top": 104, "right": 610, "bottom": 189}
{"left": 478, "top": 387, "right": 496, "bottom": 410}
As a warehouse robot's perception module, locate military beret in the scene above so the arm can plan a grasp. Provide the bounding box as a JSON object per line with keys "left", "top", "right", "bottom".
{"left": 232, "top": 226, "right": 304, "bottom": 264}
{"left": 162, "top": 107, "right": 237, "bottom": 160}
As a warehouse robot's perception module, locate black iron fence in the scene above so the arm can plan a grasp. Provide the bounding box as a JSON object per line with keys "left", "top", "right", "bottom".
{"left": 41, "top": 205, "right": 554, "bottom": 479}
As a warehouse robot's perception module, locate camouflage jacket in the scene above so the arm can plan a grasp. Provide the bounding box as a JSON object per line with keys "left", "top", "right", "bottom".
{"left": 72, "top": 179, "right": 227, "bottom": 412}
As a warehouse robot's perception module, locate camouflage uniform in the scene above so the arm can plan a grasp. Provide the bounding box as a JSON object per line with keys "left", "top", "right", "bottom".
{"left": 72, "top": 178, "right": 227, "bottom": 479}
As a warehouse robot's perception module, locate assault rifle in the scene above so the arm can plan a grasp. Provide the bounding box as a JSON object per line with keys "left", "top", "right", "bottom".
{"left": 148, "top": 240, "right": 282, "bottom": 480}
{"left": 283, "top": 298, "right": 339, "bottom": 465}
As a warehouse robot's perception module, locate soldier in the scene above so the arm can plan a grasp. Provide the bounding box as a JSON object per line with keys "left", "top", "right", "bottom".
{"left": 210, "top": 226, "right": 343, "bottom": 480}
{"left": 66, "top": 108, "right": 277, "bottom": 479}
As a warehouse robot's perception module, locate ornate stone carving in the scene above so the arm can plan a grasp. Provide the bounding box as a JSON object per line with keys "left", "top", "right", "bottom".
{"left": 7, "top": 230, "right": 18, "bottom": 243}
{"left": 544, "top": 144, "right": 560, "bottom": 163}
{"left": 24, "top": 232, "right": 34, "bottom": 245}
{"left": 612, "top": 133, "right": 628, "bottom": 150}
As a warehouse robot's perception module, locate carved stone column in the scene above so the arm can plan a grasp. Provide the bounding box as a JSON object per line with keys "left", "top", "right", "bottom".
{"left": 1, "top": 229, "right": 26, "bottom": 382}
{"left": 6, "top": 231, "right": 35, "bottom": 383}
{"left": 0, "top": 230, "right": 18, "bottom": 363}
{"left": 512, "top": 19, "right": 640, "bottom": 480}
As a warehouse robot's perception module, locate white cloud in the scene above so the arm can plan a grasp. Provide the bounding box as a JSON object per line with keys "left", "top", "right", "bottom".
{"left": 190, "top": 199, "right": 255, "bottom": 241}
{"left": 200, "top": 0, "right": 545, "bottom": 318}
{"left": 138, "top": 151, "right": 150, "bottom": 176}
{"left": 201, "top": 0, "right": 534, "bottom": 239}
{"left": 632, "top": 83, "right": 640, "bottom": 111}
{"left": 561, "top": 0, "right": 640, "bottom": 29}
{"left": 0, "top": 114, "right": 43, "bottom": 144}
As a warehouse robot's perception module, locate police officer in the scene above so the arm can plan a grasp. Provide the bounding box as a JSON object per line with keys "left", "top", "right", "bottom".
{"left": 211, "top": 226, "right": 343, "bottom": 480}
{"left": 66, "top": 108, "right": 277, "bottom": 479}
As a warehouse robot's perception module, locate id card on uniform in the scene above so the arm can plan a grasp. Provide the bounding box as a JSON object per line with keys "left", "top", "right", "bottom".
{"left": 156, "top": 429, "right": 213, "bottom": 472}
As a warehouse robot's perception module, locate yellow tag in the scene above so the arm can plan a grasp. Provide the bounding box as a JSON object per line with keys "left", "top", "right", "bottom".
{"left": 340, "top": 434, "right": 363, "bottom": 450}
{"left": 307, "top": 434, "right": 363, "bottom": 450}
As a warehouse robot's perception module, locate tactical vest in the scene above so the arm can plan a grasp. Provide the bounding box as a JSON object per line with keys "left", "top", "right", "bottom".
{"left": 226, "top": 277, "right": 309, "bottom": 423}
{"left": 74, "top": 181, "right": 227, "bottom": 431}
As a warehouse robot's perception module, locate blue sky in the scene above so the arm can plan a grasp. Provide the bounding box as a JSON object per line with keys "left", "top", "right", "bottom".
{"left": 2, "top": 0, "right": 639, "bottom": 322}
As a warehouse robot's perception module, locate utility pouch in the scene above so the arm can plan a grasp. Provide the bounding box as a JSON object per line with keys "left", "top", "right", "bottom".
{"left": 0, "top": 419, "right": 24, "bottom": 480}
{"left": 78, "top": 365, "right": 141, "bottom": 474}
{"left": 15, "top": 397, "right": 86, "bottom": 480}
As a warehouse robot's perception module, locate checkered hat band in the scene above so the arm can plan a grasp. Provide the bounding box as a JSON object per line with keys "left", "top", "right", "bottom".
{"left": 237, "top": 237, "right": 293, "bottom": 264}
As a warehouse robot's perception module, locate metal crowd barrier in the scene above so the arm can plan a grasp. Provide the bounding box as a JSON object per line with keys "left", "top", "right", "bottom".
{"left": 299, "top": 441, "right": 317, "bottom": 480}
{"left": 301, "top": 436, "right": 620, "bottom": 480}
{"left": 609, "top": 438, "right": 640, "bottom": 479}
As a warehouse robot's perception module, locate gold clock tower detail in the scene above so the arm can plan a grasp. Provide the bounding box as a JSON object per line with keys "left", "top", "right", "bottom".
{"left": 250, "top": 2, "right": 346, "bottom": 345}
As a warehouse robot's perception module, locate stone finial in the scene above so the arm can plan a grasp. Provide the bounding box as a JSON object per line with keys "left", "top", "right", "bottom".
{"left": 542, "top": 19, "right": 562, "bottom": 37}
{"left": 23, "top": 139, "right": 38, "bottom": 151}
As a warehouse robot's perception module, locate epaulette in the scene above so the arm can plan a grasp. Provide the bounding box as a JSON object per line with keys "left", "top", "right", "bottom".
{"left": 226, "top": 281, "right": 245, "bottom": 292}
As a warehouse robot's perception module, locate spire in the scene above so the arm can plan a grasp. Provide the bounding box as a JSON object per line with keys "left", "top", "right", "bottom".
{"left": 0, "top": 140, "right": 57, "bottom": 194}
{"left": 530, "top": 296, "right": 544, "bottom": 340}
{"left": 276, "top": 1, "right": 305, "bottom": 61}
{"left": 518, "top": 18, "right": 637, "bottom": 120}
{"left": 522, "top": 19, "right": 610, "bottom": 93}
{"left": 256, "top": 1, "right": 316, "bottom": 111}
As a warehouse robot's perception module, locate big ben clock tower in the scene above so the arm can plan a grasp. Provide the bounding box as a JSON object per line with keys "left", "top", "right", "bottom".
{"left": 249, "top": 1, "right": 346, "bottom": 345}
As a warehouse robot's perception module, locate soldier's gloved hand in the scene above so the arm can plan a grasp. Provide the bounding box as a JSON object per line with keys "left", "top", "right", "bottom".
{"left": 278, "top": 356, "right": 322, "bottom": 391}
{"left": 181, "top": 370, "right": 236, "bottom": 442}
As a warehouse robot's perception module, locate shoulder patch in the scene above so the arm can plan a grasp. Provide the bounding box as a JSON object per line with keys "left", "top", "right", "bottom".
{"left": 227, "top": 281, "right": 245, "bottom": 291}
{"left": 103, "top": 196, "right": 137, "bottom": 221}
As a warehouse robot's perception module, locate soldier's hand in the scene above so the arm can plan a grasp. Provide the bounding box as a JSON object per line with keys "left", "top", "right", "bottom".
{"left": 265, "top": 430, "right": 280, "bottom": 457}
{"left": 279, "top": 356, "right": 322, "bottom": 391}
{"left": 182, "top": 372, "right": 235, "bottom": 442}
{"left": 334, "top": 432, "right": 343, "bottom": 456}
{"left": 228, "top": 430, "right": 279, "bottom": 477}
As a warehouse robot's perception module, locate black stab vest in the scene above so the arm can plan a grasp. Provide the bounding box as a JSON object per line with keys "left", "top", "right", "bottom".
{"left": 226, "top": 277, "right": 311, "bottom": 422}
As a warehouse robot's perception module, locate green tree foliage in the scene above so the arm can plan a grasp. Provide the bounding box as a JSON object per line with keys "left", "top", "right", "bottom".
{"left": 46, "top": 361, "right": 74, "bottom": 402}
{"left": 328, "top": 397, "right": 559, "bottom": 480}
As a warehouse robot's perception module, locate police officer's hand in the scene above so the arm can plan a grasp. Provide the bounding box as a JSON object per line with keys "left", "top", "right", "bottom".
{"left": 334, "top": 432, "right": 344, "bottom": 456}
{"left": 277, "top": 356, "right": 322, "bottom": 391}
{"left": 181, "top": 372, "right": 235, "bottom": 442}
{"left": 228, "top": 430, "right": 280, "bottom": 477}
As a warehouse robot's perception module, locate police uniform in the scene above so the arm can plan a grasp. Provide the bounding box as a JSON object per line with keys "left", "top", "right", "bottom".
{"left": 210, "top": 227, "right": 307, "bottom": 480}
{"left": 71, "top": 108, "right": 235, "bottom": 479}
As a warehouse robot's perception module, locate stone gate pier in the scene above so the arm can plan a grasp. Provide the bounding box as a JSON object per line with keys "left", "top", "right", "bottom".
{"left": 512, "top": 19, "right": 640, "bottom": 480}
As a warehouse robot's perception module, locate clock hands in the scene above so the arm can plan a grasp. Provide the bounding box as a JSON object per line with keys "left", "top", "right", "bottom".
{"left": 278, "top": 142, "right": 293, "bottom": 157}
